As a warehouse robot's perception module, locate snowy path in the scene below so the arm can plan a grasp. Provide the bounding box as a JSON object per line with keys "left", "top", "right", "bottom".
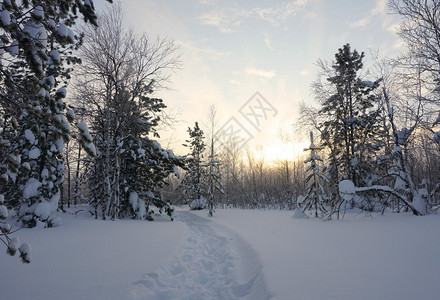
{"left": 130, "top": 211, "right": 270, "bottom": 300}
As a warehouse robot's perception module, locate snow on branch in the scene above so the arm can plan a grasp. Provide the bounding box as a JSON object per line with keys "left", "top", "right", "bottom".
{"left": 339, "top": 180, "right": 423, "bottom": 216}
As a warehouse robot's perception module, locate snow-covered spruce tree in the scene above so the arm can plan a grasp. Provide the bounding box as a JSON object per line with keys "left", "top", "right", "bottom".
{"left": 301, "top": 131, "right": 328, "bottom": 218}
{"left": 117, "top": 88, "right": 183, "bottom": 221}
{"left": 0, "top": 0, "right": 110, "bottom": 227}
{"left": 73, "top": 3, "right": 181, "bottom": 220}
{"left": 314, "top": 44, "right": 383, "bottom": 210}
{"left": 181, "top": 122, "right": 207, "bottom": 210}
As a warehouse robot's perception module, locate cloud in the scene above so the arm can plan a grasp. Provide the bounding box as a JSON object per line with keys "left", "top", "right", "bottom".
{"left": 393, "top": 40, "right": 405, "bottom": 49}
{"left": 264, "top": 34, "right": 273, "bottom": 51}
{"left": 177, "top": 40, "right": 232, "bottom": 60}
{"left": 371, "top": 0, "right": 387, "bottom": 15}
{"left": 230, "top": 79, "right": 242, "bottom": 85}
{"left": 254, "top": 0, "right": 309, "bottom": 26}
{"left": 349, "top": 0, "right": 387, "bottom": 28}
{"left": 199, "top": 0, "right": 310, "bottom": 33}
{"left": 350, "top": 18, "right": 369, "bottom": 28}
{"left": 199, "top": 5, "right": 252, "bottom": 33}
{"left": 386, "top": 22, "right": 400, "bottom": 33}
{"left": 299, "top": 69, "right": 308, "bottom": 75}
{"left": 199, "top": 0, "right": 218, "bottom": 4}
{"left": 246, "top": 68, "right": 276, "bottom": 79}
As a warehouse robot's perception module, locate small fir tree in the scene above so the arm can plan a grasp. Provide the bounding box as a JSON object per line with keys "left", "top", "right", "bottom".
{"left": 302, "top": 131, "right": 328, "bottom": 218}
{"left": 181, "top": 122, "right": 207, "bottom": 210}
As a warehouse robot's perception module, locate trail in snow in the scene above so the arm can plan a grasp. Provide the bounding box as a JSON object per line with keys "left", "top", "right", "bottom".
{"left": 130, "top": 211, "right": 270, "bottom": 300}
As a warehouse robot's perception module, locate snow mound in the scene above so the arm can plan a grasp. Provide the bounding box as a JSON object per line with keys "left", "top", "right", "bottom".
{"left": 292, "top": 209, "right": 309, "bottom": 219}
{"left": 34, "top": 201, "right": 51, "bottom": 220}
{"left": 23, "top": 178, "right": 42, "bottom": 199}
{"left": 339, "top": 179, "right": 355, "bottom": 201}
{"left": 190, "top": 196, "right": 207, "bottom": 210}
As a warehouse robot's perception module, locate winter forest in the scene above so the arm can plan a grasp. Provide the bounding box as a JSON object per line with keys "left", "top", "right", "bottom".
{"left": 1, "top": 0, "right": 440, "bottom": 299}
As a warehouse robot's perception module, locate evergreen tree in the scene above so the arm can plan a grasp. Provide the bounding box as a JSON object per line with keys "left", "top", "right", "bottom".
{"left": 0, "top": 0, "right": 110, "bottom": 227}
{"left": 118, "top": 89, "right": 183, "bottom": 221}
{"left": 316, "top": 44, "right": 383, "bottom": 210}
{"left": 302, "top": 132, "right": 328, "bottom": 218}
{"left": 181, "top": 122, "right": 207, "bottom": 210}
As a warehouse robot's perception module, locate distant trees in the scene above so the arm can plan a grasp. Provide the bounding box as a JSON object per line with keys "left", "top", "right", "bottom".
{"left": 204, "top": 137, "right": 306, "bottom": 210}
{"left": 220, "top": 136, "right": 245, "bottom": 207}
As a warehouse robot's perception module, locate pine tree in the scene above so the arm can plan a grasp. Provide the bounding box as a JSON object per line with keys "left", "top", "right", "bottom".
{"left": 302, "top": 132, "right": 328, "bottom": 218}
{"left": 181, "top": 122, "right": 207, "bottom": 210}
{"left": 321, "top": 44, "right": 382, "bottom": 184}
{"left": 0, "top": 0, "right": 110, "bottom": 227}
{"left": 316, "top": 44, "right": 383, "bottom": 210}
{"left": 118, "top": 89, "right": 183, "bottom": 221}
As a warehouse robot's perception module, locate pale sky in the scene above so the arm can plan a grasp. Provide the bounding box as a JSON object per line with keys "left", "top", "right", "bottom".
{"left": 94, "top": 0, "right": 402, "bottom": 158}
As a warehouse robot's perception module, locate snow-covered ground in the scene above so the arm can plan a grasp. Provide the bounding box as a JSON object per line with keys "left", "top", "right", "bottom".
{"left": 197, "top": 209, "right": 440, "bottom": 300}
{"left": 0, "top": 209, "right": 186, "bottom": 300}
{"left": 1, "top": 207, "right": 439, "bottom": 300}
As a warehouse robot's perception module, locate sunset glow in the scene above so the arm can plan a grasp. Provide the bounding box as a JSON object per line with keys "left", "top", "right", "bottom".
{"left": 251, "top": 141, "right": 309, "bottom": 164}
{"left": 99, "top": 0, "right": 403, "bottom": 151}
